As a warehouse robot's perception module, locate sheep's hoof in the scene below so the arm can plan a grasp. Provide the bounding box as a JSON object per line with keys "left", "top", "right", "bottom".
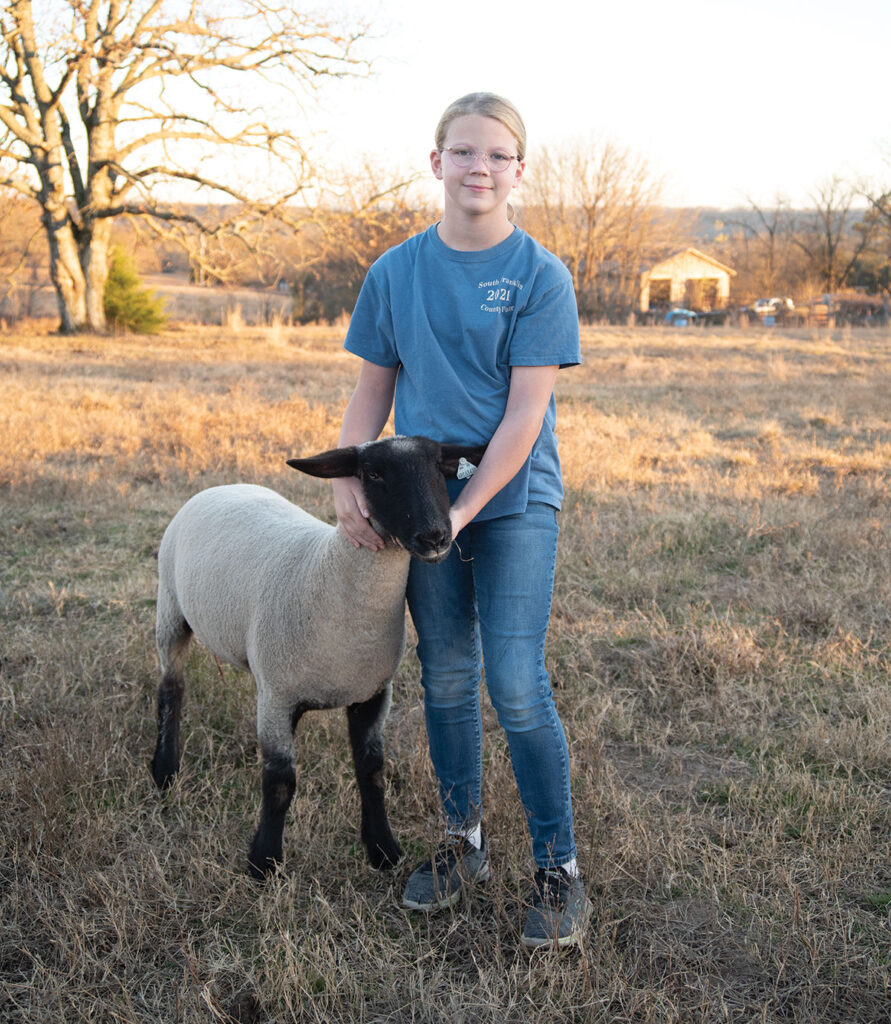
{"left": 247, "top": 859, "right": 276, "bottom": 883}
{"left": 248, "top": 861, "right": 277, "bottom": 882}
{"left": 367, "top": 839, "right": 403, "bottom": 871}
{"left": 150, "top": 754, "right": 178, "bottom": 792}
{"left": 247, "top": 840, "right": 282, "bottom": 882}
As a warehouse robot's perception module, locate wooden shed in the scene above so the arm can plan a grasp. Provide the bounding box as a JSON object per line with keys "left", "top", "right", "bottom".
{"left": 639, "top": 248, "right": 735, "bottom": 312}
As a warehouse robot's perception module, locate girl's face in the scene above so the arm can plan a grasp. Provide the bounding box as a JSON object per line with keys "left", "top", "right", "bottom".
{"left": 430, "top": 114, "right": 524, "bottom": 222}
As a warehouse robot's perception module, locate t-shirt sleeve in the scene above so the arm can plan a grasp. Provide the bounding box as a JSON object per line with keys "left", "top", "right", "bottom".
{"left": 344, "top": 268, "right": 401, "bottom": 368}
{"left": 508, "top": 261, "right": 581, "bottom": 369}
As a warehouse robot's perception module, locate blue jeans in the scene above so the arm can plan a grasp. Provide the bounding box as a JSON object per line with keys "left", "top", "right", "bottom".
{"left": 406, "top": 502, "right": 577, "bottom": 868}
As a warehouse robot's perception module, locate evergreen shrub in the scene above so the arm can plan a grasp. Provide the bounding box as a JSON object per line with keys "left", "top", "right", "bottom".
{"left": 103, "top": 249, "right": 167, "bottom": 334}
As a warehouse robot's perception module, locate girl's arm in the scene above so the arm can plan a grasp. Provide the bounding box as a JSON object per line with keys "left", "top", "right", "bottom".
{"left": 449, "top": 364, "right": 559, "bottom": 538}
{"left": 334, "top": 360, "right": 399, "bottom": 550}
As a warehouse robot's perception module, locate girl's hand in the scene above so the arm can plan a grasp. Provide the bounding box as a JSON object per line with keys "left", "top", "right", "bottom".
{"left": 449, "top": 505, "right": 472, "bottom": 542}
{"left": 332, "top": 477, "right": 385, "bottom": 551}
{"left": 445, "top": 365, "right": 560, "bottom": 533}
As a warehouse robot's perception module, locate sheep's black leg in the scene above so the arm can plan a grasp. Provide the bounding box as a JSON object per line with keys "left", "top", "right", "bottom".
{"left": 151, "top": 669, "right": 185, "bottom": 790}
{"left": 152, "top": 596, "right": 191, "bottom": 790}
{"left": 248, "top": 750, "right": 297, "bottom": 880}
{"left": 347, "top": 684, "right": 402, "bottom": 869}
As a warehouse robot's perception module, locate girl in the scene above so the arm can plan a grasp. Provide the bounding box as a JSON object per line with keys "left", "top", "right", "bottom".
{"left": 332, "top": 92, "right": 591, "bottom": 949}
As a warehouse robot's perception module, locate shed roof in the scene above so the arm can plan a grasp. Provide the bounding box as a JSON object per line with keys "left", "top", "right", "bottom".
{"left": 643, "top": 247, "right": 736, "bottom": 277}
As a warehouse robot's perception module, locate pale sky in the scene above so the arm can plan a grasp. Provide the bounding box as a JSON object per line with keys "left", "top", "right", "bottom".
{"left": 308, "top": 0, "right": 889, "bottom": 209}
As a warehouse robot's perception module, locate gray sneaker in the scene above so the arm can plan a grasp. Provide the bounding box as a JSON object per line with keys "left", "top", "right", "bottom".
{"left": 402, "top": 835, "right": 491, "bottom": 911}
{"left": 521, "top": 867, "right": 593, "bottom": 949}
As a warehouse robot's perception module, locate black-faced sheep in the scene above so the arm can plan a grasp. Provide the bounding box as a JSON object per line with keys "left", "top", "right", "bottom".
{"left": 150, "top": 435, "right": 485, "bottom": 879}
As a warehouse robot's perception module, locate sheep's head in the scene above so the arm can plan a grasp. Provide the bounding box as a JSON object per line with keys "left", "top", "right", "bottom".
{"left": 288, "top": 435, "right": 488, "bottom": 563}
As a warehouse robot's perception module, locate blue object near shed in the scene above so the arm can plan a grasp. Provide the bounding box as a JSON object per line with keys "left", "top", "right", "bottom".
{"left": 665, "top": 308, "right": 698, "bottom": 326}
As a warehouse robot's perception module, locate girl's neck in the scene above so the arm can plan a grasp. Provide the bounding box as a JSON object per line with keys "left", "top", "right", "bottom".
{"left": 436, "top": 212, "right": 515, "bottom": 252}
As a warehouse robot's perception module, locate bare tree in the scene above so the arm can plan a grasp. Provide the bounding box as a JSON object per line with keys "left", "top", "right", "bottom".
{"left": 794, "top": 176, "right": 875, "bottom": 292}
{"left": 290, "top": 162, "right": 433, "bottom": 322}
{"left": 864, "top": 184, "right": 891, "bottom": 229}
{"left": 860, "top": 164, "right": 891, "bottom": 295}
{"left": 0, "top": 184, "right": 47, "bottom": 319}
{"left": 735, "top": 195, "right": 794, "bottom": 296}
{"left": 710, "top": 195, "right": 815, "bottom": 303}
{"left": 0, "top": 0, "right": 367, "bottom": 332}
{"left": 521, "top": 137, "right": 671, "bottom": 321}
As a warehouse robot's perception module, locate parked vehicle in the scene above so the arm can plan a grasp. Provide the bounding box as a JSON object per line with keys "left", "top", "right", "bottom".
{"left": 664, "top": 307, "right": 698, "bottom": 326}
{"left": 752, "top": 297, "right": 795, "bottom": 317}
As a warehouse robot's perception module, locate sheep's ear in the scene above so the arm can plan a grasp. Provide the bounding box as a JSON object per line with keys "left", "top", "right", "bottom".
{"left": 439, "top": 444, "right": 488, "bottom": 478}
{"left": 287, "top": 446, "right": 359, "bottom": 479}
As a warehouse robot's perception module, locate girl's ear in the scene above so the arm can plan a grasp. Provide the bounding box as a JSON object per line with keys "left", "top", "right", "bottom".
{"left": 430, "top": 149, "right": 444, "bottom": 180}
{"left": 512, "top": 159, "right": 525, "bottom": 188}
{"left": 287, "top": 446, "right": 359, "bottom": 478}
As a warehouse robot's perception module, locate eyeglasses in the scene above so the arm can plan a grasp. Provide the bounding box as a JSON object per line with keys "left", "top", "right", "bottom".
{"left": 440, "top": 147, "right": 519, "bottom": 172}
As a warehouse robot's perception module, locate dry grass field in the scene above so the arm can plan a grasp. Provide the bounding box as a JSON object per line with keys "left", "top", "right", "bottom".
{"left": 1, "top": 320, "right": 889, "bottom": 1023}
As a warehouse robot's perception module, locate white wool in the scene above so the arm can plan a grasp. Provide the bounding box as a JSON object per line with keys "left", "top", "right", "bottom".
{"left": 156, "top": 484, "right": 411, "bottom": 754}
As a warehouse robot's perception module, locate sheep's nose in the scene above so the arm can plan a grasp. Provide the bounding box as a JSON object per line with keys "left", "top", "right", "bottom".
{"left": 414, "top": 527, "right": 451, "bottom": 552}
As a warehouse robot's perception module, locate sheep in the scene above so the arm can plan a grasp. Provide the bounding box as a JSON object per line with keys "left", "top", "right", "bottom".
{"left": 150, "top": 434, "right": 486, "bottom": 879}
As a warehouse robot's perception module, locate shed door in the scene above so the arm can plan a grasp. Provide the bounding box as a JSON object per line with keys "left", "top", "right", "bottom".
{"left": 684, "top": 278, "right": 719, "bottom": 310}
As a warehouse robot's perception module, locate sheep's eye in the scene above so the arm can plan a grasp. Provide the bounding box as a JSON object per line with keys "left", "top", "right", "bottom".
{"left": 365, "top": 468, "right": 383, "bottom": 482}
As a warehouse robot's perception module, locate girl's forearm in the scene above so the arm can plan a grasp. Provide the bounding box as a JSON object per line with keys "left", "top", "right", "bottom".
{"left": 450, "top": 414, "right": 541, "bottom": 526}
{"left": 451, "top": 364, "right": 559, "bottom": 530}
{"left": 333, "top": 361, "right": 398, "bottom": 551}
{"left": 337, "top": 362, "right": 398, "bottom": 446}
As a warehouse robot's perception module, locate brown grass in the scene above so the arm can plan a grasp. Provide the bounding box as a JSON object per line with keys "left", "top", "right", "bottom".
{"left": 1, "top": 322, "right": 889, "bottom": 1022}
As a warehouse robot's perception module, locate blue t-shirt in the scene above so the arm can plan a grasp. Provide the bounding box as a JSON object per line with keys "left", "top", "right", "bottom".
{"left": 344, "top": 224, "right": 581, "bottom": 521}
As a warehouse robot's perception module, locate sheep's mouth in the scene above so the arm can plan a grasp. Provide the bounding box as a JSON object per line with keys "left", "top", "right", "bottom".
{"left": 387, "top": 531, "right": 452, "bottom": 564}
{"left": 410, "top": 544, "right": 452, "bottom": 564}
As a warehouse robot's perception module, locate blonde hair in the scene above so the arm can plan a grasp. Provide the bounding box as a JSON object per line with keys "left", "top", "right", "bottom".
{"left": 435, "top": 92, "right": 526, "bottom": 161}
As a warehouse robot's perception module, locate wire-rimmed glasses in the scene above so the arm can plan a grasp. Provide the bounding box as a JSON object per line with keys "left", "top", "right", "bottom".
{"left": 440, "top": 147, "right": 519, "bottom": 172}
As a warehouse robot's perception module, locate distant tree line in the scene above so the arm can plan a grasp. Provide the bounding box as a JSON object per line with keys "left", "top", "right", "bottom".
{"left": 708, "top": 177, "right": 890, "bottom": 307}
{"left": 0, "top": 0, "right": 888, "bottom": 327}
{"left": 1, "top": 0, "right": 888, "bottom": 329}
{"left": 3, "top": 152, "right": 890, "bottom": 328}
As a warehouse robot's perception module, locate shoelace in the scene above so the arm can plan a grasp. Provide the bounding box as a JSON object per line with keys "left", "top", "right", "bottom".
{"left": 427, "top": 836, "right": 471, "bottom": 873}
{"left": 532, "top": 868, "right": 570, "bottom": 910}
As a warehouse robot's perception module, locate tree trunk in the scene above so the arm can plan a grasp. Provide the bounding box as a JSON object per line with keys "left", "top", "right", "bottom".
{"left": 80, "top": 98, "right": 117, "bottom": 332}
{"left": 44, "top": 212, "right": 88, "bottom": 333}
{"left": 82, "top": 219, "right": 111, "bottom": 333}
{"left": 41, "top": 207, "right": 111, "bottom": 333}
